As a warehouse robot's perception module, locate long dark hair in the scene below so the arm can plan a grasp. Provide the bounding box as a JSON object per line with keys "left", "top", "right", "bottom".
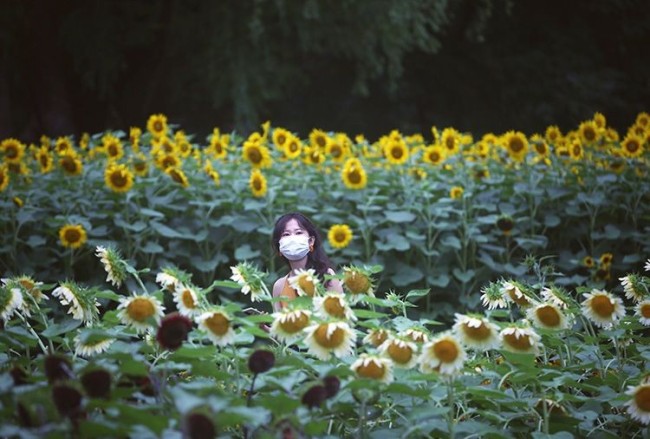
{"left": 272, "top": 212, "right": 334, "bottom": 281}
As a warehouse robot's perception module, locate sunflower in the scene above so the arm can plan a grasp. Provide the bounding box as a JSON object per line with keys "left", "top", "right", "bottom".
{"left": 540, "top": 286, "right": 572, "bottom": 309}
{"left": 272, "top": 127, "right": 291, "bottom": 150}
{"left": 625, "top": 378, "right": 650, "bottom": 425}
{"left": 55, "top": 136, "right": 74, "bottom": 155}
{"left": 328, "top": 224, "right": 353, "bottom": 249}
{"left": 341, "top": 158, "right": 367, "bottom": 190}
{"left": 419, "top": 332, "right": 466, "bottom": 375}
{"left": 102, "top": 134, "right": 124, "bottom": 161}
{"left": 384, "top": 138, "right": 409, "bottom": 165}
{"left": 401, "top": 328, "right": 429, "bottom": 344}
{"left": 288, "top": 268, "right": 319, "bottom": 297}
{"left": 104, "top": 163, "right": 134, "bottom": 193}
{"left": 208, "top": 129, "right": 228, "bottom": 160}
{"left": 0, "top": 165, "right": 9, "bottom": 192}
{"left": 1, "top": 138, "right": 25, "bottom": 163}
{"left": 449, "top": 186, "right": 464, "bottom": 199}
{"left": 309, "top": 129, "right": 330, "bottom": 150}
{"left": 582, "top": 255, "right": 595, "bottom": 268}
{"left": 129, "top": 127, "right": 142, "bottom": 149}
{"left": 530, "top": 135, "right": 550, "bottom": 158}
{"left": 304, "top": 321, "right": 356, "bottom": 360}
{"left": 59, "top": 224, "right": 87, "bottom": 249}
{"left": 270, "top": 309, "right": 312, "bottom": 343}
{"left": 156, "top": 271, "right": 181, "bottom": 292}
{"left": 378, "top": 337, "right": 418, "bottom": 369}
{"left": 568, "top": 140, "right": 584, "bottom": 160}
{"left": 117, "top": 293, "right": 165, "bottom": 333}
{"left": 621, "top": 133, "right": 644, "bottom": 158}
{"left": 173, "top": 284, "right": 202, "bottom": 317}
{"left": 130, "top": 153, "right": 149, "bottom": 177}
{"left": 147, "top": 114, "right": 168, "bottom": 138}
{"left": 578, "top": 120, "right": 600, "bottom": 145}
{"left": 74, "top": 330, "right": 115, "bottom": 357}
{"left": 313, "top": 292, "right": 356, "bottom": 321}
{"left": 440, "top": 128, "right": 461, "bottom": 155}
{"left": 581, "top": 289, "right": 626, "bottom": 329}
{"left": 593, "top": 112, "right": 607, "bottom": 130}
{"left": 196, "top": 309, "right": 236, "bottom": 346}
{"left": 166, "top": 167, "right": 189, "bottom": 188}
{"left": 620, "top": 274, "right": 647, "bottom": 303}
{"left": 499, "top": 325, "right": 541, "bottom": 354}
{"left": 36, "top": 146, "right": 54, "bottom": 173}
{"left": 496, "top": 215, "right": 514, "bottom": 235}
{"left": 242, "top": 139, "right": 272, "bottom": 169}
{"left": 249, "top": 169, "right": 267, "bottom": 197}
{"left": 282, "top": 135, "right": 302, "bottom": 160}
{"left": 634, "top": 299, "right": 650, "bottom": 326}
{"left": 599, "top": 252, "right": 613, "bottom": 267}
{"left": 304, "top": 147, "right": 325, "bottom": 165}
{"left": 95, "top": 246, "right": 127, "bottom": 287}
{"left": 527, "top": 302, "right": 570, "bottom": 331}
{"left": 452, "top": 314, "right": 500, "bottom": 351}
{"left": 59, "top": 152, "right": 83, "bottom": 176}
{"left": 503, "top": 131, "right": 529, "bottom": 162}
{"left": 363, "top": 328, "right": 389, "bottom": 348}
{"left": 52, "top": 282, "right": 100, "bottom": 326}
{"left": 351, "top": 354, "right": 393, "bottom": 383}
{"left": 230, "top": 262, "right": 268, "bottom": 302}
{"left": 0, "top": 286, "right": 23, "bottom": 320}
{"left": 342, "top": 266, "right": 374, "bottom": 296}
{"left": 501, "top": 280, "right": 533, "bottom": 308}
{"left": 326, "top": 139, "right": 347, "bottom": 162}
{"left": 480, "top": 281, "right": 507, "bottom": 310}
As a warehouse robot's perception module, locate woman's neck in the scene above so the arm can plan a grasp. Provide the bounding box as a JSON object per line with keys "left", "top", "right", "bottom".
{"left": 288, "top": 258, "right": 308, "bottom": 273}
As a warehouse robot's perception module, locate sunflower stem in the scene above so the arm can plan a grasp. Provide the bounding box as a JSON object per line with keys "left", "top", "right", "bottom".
{"left": 16, "top": 312, "right": 49, "bottom": 355}
{"left": 447, "top": 376, "right": 456, "bottom": 439}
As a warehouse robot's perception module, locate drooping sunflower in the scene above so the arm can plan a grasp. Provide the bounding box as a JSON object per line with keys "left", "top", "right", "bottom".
{"left": 540, "top": 286, "right": 573, "bottom": 309}
{"left": 74, "top": 330, "right": 115, "bottom": 357}
{"left": 173, "top": 284, "right": 202, "bottom": 317}
{"left": 620, "top": 133, "right": 644, "bottom": 158}
{"left": 36, "top": 146, "right": 54, "bottom": 173}
{"left": 384, "top": 138, "right": 409, "bottom": 165}
{"left": 452, "top": 314, "right": 501, "bottom": 351}
{"left": 351, "top": 354, "right": 394, "bottom": 383}
{"left": 166, "top": 167, "right": 189, "bottom": 188}
{"left": 0, "top": 165, "right": 9, "bottom": 192}
{"left": 378, "top": 337, "right": 418, "bottom": 369}
{"left": 104, "top": 163, "right": 134, "bottom": 193}
{"left": 401, "top": 328, "right": 429, "bottom": 344}
{"left": 1, "top": 138, "right": 25, "bottom": 163}
{"left": 59, "top": 224, "right": 87, "bottom": 249}
{"left": 52, "top": 282, "right": 100, "bottom": 326}
{"left": 527, "top": 302, "right": 571, "bottom": 331}
{"left": 147, "top": 114, "right": 168, "bottom": 138}
{"left": 288, "top": 268, "right": 319, "bottom": 297}
{"left": 313, "top": 292, "right": 356, "bottom": 321}
{"left": 95, "top": 246, "right": 127, "bottom": 288}
{"left": 59, "top": 152, "right": 83, "bottom": 176}
{"left": 270, "top": 309, "right": 312, "bottom": 343}
{"left": 480, "top": 281, "right": 507, "bottom": 310}
{"left": 328, "top": 224, "right": 353, "bottom": 249}
{"left": 499, "top": 325, "right": 541, "bottom": 355}
{"left": 419, "top": 332, "right": 466, "bottom": 375}
{"left": 249, "top": 169, "right": 267, "bottom": 197}
{"left": 117, "top": 293, "right": 165, "bottom": 333}
{"left": 342, "top": 266, "right": 375, "bottom": 296}
{"left": 303, "top": 321, "right": 356, "bottom": 360}
{"left": 341, "top": 157, "right": 367, "bottom": 190}
{"left": 503, "top": 131, "right": 529, "bottom": 162}
{"left": 501, "top": 280, "right": 533, "bottom": 308}
{"left": 620, "top": 274, "right": 647, "bottom": 303}
{"left": 581, "top": 289, "right": 625, "bottom": 329}
{"left": 363, "top": 328, "right": 389, "bottom": 348}
{"left": 625, "top": 378, "right": 650, "bottom": 425}
{"left": 102, "top": 134, "right": 124, "bottom": 161}
{"left": 0, "top": 285, "right": 23, "bottom": 320}
{"left": 635, "top": 300, "right": 650, "bottom": 326}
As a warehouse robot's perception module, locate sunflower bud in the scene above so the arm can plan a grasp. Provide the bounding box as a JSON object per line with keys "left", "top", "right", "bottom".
{"left": 81, "top": 369, "right": 112, "bottom": 399}
{"left": 322, "top": 375, "right": 340, "bottom": 399}
{"left": 248, "top": 350, "right": 275, "bottom": 375}
{"left": 183, "top": 411, "right": 216, "bottom": 439}
{"left": 301, "top": 385, "right": 327, "bottom": 409}
{"left": 157, "top": 312, "right": 193, "bottom": 351}
{"left": 44, "top": 355, "right": 74, "bottom": 383}
{"left": 52, "top": 384, "right": 83, "bottom": 417}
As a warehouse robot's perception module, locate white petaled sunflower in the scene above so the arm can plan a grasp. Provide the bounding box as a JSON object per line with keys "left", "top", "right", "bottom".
{"left": 117, "top": 294, "right": 164, "bottom": 333}
{"left": 304, "top": 321, "right": 356, "bottom": 360}
{"left": 624, "top": 379, "right": 650, "bottom": 425}
{"left": 452, "top": 314, "right": 501, "bottom": 350}
{"left": 0, "top": 286, "right": 24, "bottom": 320}
{"left": 400, "top": 328, "right": 429, "bottom": 344}
{"left": 480, "top": 282, "right": 507, "bottom": 310}
{"left": 74, "top": 332, "right": 115, "bottom": 357}
{"left": 196, "top": 310, "right": 236, "bottom": 346}
{"left": 288, "top": 268, "right": 320, "bottom": 297}
{"left": 499, "top": 325, "right": 541, "bottom": 355}
{"left": 95, "top": 246, "right": 127, "bottom": 288}
{"left": 527, "top": 302, "right": 571, "bottom": 331}
{"left": 363, "top": 328, "right": 389, "bottom": 348}
{"left": 351, "top": 354, "right": 394, "bottom": 383}
{"left": 501, "top": 281, "right": 533, "bottom": 307}
{"left": 581, "top": 289, "right": 626, "bottom": 329}
{"left": 540, "top": 286, "right": 571, "bottom": 309}
{"left": 635, "top": 300, "right": 650, "bottom": 326}
{"left": 419, "top": 332, "right": 466, "bottom": 376}
{"left": 173, "top": 284, "right": 201, "bottom": 317}
{"left": 620, "top": 274, "right": 647, "bottom": 303}
{"left": 270, "top": 309, "right": 312, "bottom": 343}
{"left": 377, "top": 337, "right": 419, "bottom": 369}
{"left": 313, "top": 292, "right": 356, "bottom": 321}
{"left": 230, "top": 263, "right": 267, "bottom": 302}
{"left": 156, "top": 271, "right": 180, "bottom": 292}
{"left": 52, "top": 283, "right": 100, "bottom": 326}
{"left": 645, "top": 259, "right": 650, "bottom": 272}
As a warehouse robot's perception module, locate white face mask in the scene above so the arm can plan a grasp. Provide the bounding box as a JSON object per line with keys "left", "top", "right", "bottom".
{"left": 279, "top": 235, "right": 310, "bottom": 260}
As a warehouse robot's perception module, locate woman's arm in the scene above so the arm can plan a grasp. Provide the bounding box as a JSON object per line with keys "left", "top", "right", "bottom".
{"left": 325, "top": 268, "right": 344, "bottom": 294}
{"left": 272, "top": 277, "right": 284, "bottom": 312}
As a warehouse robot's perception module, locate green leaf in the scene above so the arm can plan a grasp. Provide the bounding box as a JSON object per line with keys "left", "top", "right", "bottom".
{"left": 235, "top": 244, "right": 261, "bottom": 260}
{"left": 41, "top": 319, "right": 82, "bottom": 338}
{"left": 405, "top": 289, "right": 430, "bottom": 301}
{"left": 384, "top": 211, "right": 416, "bottom": 223}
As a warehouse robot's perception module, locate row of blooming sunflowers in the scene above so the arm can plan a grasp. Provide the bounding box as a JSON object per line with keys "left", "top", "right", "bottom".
{"left": 1, "top": 245, "right": 649, "bottom": 437}
{"left": 1, "top": 112, "right": 649, "bottom": 315}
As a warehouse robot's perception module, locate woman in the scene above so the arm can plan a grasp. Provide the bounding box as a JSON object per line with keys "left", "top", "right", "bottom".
{"left": 271, "top": 212, "right": 343, "bottom": 311}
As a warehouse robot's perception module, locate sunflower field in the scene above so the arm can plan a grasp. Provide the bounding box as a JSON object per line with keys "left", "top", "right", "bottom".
{"left": 1, "top": 112, "right": 650, "bottom": 438}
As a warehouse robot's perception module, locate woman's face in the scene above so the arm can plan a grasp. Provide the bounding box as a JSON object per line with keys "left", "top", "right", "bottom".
{"left": 281, "top": 218, "right": 314, "bottom": 245}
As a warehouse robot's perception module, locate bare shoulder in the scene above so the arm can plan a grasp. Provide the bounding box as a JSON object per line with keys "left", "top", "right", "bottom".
{"left": 272, "top": 276, "right": 287, "bottom": 298}
{"left": 326, "top": 268, "right": 337, "bottom": 276}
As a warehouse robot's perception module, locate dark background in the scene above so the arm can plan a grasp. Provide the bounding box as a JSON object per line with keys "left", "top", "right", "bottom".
{"left": 1, "top": 0, "right": 649, "bottom": 143}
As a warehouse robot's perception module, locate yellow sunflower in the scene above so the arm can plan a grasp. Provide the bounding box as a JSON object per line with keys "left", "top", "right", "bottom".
{"left": 328, "top": 224, "right": 353, "bottom": 249}
{"left": 242, "top": 139, "right": 272, "bottom": 169}
{"left": 104, "top": 163, "right": 134, "bottom": 193}
{"left": 282, "top": 135, "right": 302, "bottom": 160}
{"left": 147, "top": 113, "right": 168, "bottom": 138}
{"left": 440, "top": 127, "right": 461, "bottom": 155}
{"left": 59, "top": 224, "right": 87, "bottom": 249}
{"left": 166, "top": 167, "right": 189, "bottom": 188}
{"left": 384, "top": 138, "right": 409, "bottom": 165}
{"left": 130, "top": 153, "right": 149, "bottom": 177}
{"left": 208, "top": 129, "right": 229, "bottom": 160}
{"left": 304, "top": 147, "right": 325, "bottom": 165}
{"left": 545, "top": 125, "right": 562, "bottom": 145}
{"left": 422, "top": 144, "right": 446, "bottom": 165}
{"left": 270, "top": 309, "right": 312, "bottom": 343}
{"left": 36, "top": 146, "right": 54, "bottom": 173}
{"left": 341, "top": 157, "right": 367, "bottom": 190}
{"left": 568, "top": 140, "right": 584, "bottom": 160}
{"left": 59, "top": 152, "right": 83, "bottom": 176}
{"left": 503, "top": 131, "right": 529, "bottom": 162}
{"left": 272, "top": 127, "right": 291, "bottom": 150}
{"left": 102, "top": 134, "right": 124, "bottom": 161}
{"left": 578, "top": 120, "right": 600, "bottom": 145}
{"left": 450, "top": 186, "right": 464, "bottom": 199}
{"left": 249, "top": 169, "right": 267, "bottom": 197}
{"left": 1, "top": 138, "right": 25, "bottom": 164}
{"left": 621, "top": 133, "right": 644, "bottom": 158}
{"left": 156, "top": 152, "right": 181, "bottom": 170}
{"left": 117, "top": 293, "right": 165, "bottom": 333}
{"left": 129, "top": 127, "right": 142, "bottom": 150}
{"left": 54, "top": 136, "right": 73, "bottom": 155}
{"left": 326, "top": 139, "right": 347, "bottom": 162}
{"left": 0, "top": 165, "right": 9, "bottom": 192}
{"left": 309, "top": 129, "right": 330, "bottom": 150}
